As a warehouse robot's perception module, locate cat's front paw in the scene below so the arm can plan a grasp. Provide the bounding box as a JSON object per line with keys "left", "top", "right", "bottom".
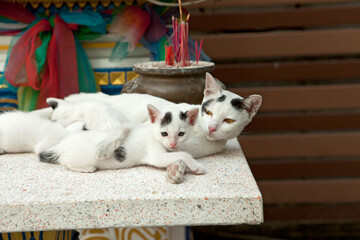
{"left": 166, "top": 160, "right": 186, "bottom": 184}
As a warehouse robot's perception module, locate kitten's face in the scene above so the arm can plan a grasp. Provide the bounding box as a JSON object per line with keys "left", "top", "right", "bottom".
{"left": 147, "top": 105, "right": 198, "bottom": 151}
{"left": 199, "top": 73, "right": 262, "bottom": 141}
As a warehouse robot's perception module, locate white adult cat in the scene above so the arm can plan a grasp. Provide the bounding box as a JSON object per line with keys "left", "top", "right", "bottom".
{"left": 47, "top": 73, "right": 262, "bottom": 158}
{"left": 0, "top": 111, "right": 84, "bottom": 154}
{"left": 39, "top": 104, "right": 205, "bottom": 174}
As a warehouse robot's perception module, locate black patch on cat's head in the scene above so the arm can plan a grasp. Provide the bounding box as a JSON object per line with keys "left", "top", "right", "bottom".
{"left": 39, "top": 151, "right": 59, "bottom": 163}
{"left": 161, "top": 112, "right": 172, "bottom": 127}
{"left": 231, "top": 98, "right": 244, "bottom": 111}
{"left": 217, "top": 95, "right": 226, "bottom": 102}
{"left": 114, "top": 146, "right": 126, "bottom": 162}
{"left": 201, "top": 99, "right": 213, "bottom": 114}
{"left": 179, "top": 111, "right": 187, "bottom": 121}
{"left": 48, "top": 101, "right": 58, "bottom": 110}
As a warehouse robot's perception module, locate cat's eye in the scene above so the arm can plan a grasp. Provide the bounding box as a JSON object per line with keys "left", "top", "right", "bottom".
{"left": 161, "top": 132, "right": 168, "bottom": 137}
{"left": 224, "top": 118, "right": 235, "bottom": 123}
{"left": 178, "top": 132, "right": 185, "bottom": 136}
{"left": 205, "top": 109, "right": 213, "bottom": 116}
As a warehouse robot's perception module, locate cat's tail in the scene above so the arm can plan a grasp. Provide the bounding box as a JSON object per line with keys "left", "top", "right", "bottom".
{"left": 39, "top": 150, "right": 60, "bottom": 163}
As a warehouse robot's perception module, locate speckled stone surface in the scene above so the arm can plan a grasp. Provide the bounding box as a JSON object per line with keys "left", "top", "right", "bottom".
{"left": 0, "top": 138, "right": 263, "bottom": 232}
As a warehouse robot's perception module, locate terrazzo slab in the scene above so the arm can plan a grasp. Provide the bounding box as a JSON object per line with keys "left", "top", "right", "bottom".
{"left": 0, "top": 138, "right": 263, "bottom": 232}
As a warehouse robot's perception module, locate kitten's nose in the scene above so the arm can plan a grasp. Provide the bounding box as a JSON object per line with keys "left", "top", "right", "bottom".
{"left": 208, "top": 125, "right": 217, "bottom": 134}
{"left": 170, "top": 142, "right": 177, "bottom": 148}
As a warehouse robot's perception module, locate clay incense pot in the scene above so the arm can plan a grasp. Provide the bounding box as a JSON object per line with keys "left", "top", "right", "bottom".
{"left": 121, "top": 61, "right": 215, "bottom": 104}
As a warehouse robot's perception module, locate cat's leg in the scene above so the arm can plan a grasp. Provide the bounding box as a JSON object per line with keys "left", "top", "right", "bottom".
{"left": 34, "top": 140, "right": 54, "bottom": 154}
{"left": 95, "top": 124, "right": 133, "bottom": 160}
{"left": 34, "top": 122, "right": 84, "bottom": 154}
{"left": 166, "top": 160, "right": 187, "bottom": 184}
{"left": 148, "top": 151, "right": 206, "bottom": 175}
{"left": 95, "top": 153, "right": 136, "bottom": 170}
{"left": 58, "top": 154, "right": 98, "bottom": 173}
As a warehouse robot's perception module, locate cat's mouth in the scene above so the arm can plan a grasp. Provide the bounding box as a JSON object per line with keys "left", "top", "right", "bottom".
{"left": 206, "top": 133, "right": 217, "bottom": 140}
{"left": 167, "top": 146, "right": 177, "bottom": 151}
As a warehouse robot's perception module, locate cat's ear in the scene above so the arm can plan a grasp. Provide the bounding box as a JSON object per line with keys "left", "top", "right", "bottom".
{"left": 243, "top": 95, "right": 262, "bottom": 119}
{"left": 186, "top": 108, "right": 199, "bottom": 126}
{"left": 204, "top": 72, "right": 222, "bottom": 97}
{"left": 46, "top": 97, "right": 65, "bottom": 110}
{"left": 147, "top": 104, "right": 161, "bottom": 123}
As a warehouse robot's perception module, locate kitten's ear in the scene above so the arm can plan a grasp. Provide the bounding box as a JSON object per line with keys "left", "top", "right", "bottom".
{"left": 243, "top": 95, "right": 262, "bottom": 119}
{"left": 46, "top": 97, "right": 65, "bottom": 110}
{"left": 204, "top": 72, "right": 222, "bottom": 97}
{"left": 147, "top": 104, "right": 161, "bottom": 123}
{"left": 186, "top": 108, "right": 199, "bottom": 126}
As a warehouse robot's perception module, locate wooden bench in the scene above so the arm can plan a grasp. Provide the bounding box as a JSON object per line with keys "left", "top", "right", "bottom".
{"left": 189, "top": 0, "right": 360, "bottom": 223}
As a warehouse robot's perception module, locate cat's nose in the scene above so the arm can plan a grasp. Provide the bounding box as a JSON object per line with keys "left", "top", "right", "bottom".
{"left": 208, "top": 125, "right": 217, "bottom": 134}
{"left": 170, "top": 142, "right": 177, "bottom": 148}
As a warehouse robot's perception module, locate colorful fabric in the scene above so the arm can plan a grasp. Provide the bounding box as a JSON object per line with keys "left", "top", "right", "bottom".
{"left": 109, "top": 6, "right": 151, "bottom": 61}
{"left": 0, "top": 0, "right": 35, "bottom": 35}
{"left": 0, "top": 0, "right": 36, "bottom": 24}
{"left": 0, "top": 3, "right": 102, "bottom": 110}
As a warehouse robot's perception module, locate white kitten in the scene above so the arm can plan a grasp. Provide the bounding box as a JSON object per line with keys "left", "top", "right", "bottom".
{"left": 47, "top": 98, "right": 128, "bottom": 130}
{"left": 39, "top": 105, "right": 205, "bottom": 175}
{"left": 0, "top": 111, "right": 84, "bottom": 154}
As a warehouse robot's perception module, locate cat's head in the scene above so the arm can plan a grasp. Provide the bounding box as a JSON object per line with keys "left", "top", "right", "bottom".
{"left": 199, "top": 73, "right": 262, "bottom": 141}
{"left": 147, "top": 104, "right": 199, "bottom": 151}
{"left": 46, "top": 97, "right": 81, "bottom": 127}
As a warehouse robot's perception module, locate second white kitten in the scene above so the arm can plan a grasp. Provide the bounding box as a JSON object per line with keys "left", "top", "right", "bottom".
{"left": 0, "top": 111, "right": 84, "bottom": 154}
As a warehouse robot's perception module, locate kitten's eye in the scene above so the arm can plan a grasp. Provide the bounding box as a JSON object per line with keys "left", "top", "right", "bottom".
{"left": 161, "top": 132, "right": 168, "bottom": 137}
{"left": 224, "top": 118, "right": 235, "bottom": 123}
{"left": 205, "top": 109, "right": 213, "bottom": 116}
{"left": 178, "top": 132, "right": 185, "bottom": 136}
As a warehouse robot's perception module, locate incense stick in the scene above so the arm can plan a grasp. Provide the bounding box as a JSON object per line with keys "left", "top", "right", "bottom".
{"left": 165, "top": 0, "right": 193, "bottom": 67}
{"left": 179, "top": 0, "right": 182, "bottom": 22}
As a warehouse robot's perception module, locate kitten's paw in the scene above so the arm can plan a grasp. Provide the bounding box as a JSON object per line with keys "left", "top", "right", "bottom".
{"left": 166, "top": 160, "right": 186, "bottom": 184}
{"left": 68, "top": 166, "right": 97, "bottom": 173}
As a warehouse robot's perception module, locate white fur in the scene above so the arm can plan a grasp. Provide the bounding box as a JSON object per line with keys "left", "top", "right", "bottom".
{"left": 41, "top": 105, "right": 205, "bottom": 174}
{"left": 42, "top": 73, "right": 262, "bottom": 158}
{"left": 47, "top": 98, "right": 128, "bottom": 130}
{"left": 0, "top": 111, "right": 84, "bottom": 154}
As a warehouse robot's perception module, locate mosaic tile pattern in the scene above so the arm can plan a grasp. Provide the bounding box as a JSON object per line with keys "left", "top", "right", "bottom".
{"left": 0, "top": 139, "right": 263, "bottom": 232}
